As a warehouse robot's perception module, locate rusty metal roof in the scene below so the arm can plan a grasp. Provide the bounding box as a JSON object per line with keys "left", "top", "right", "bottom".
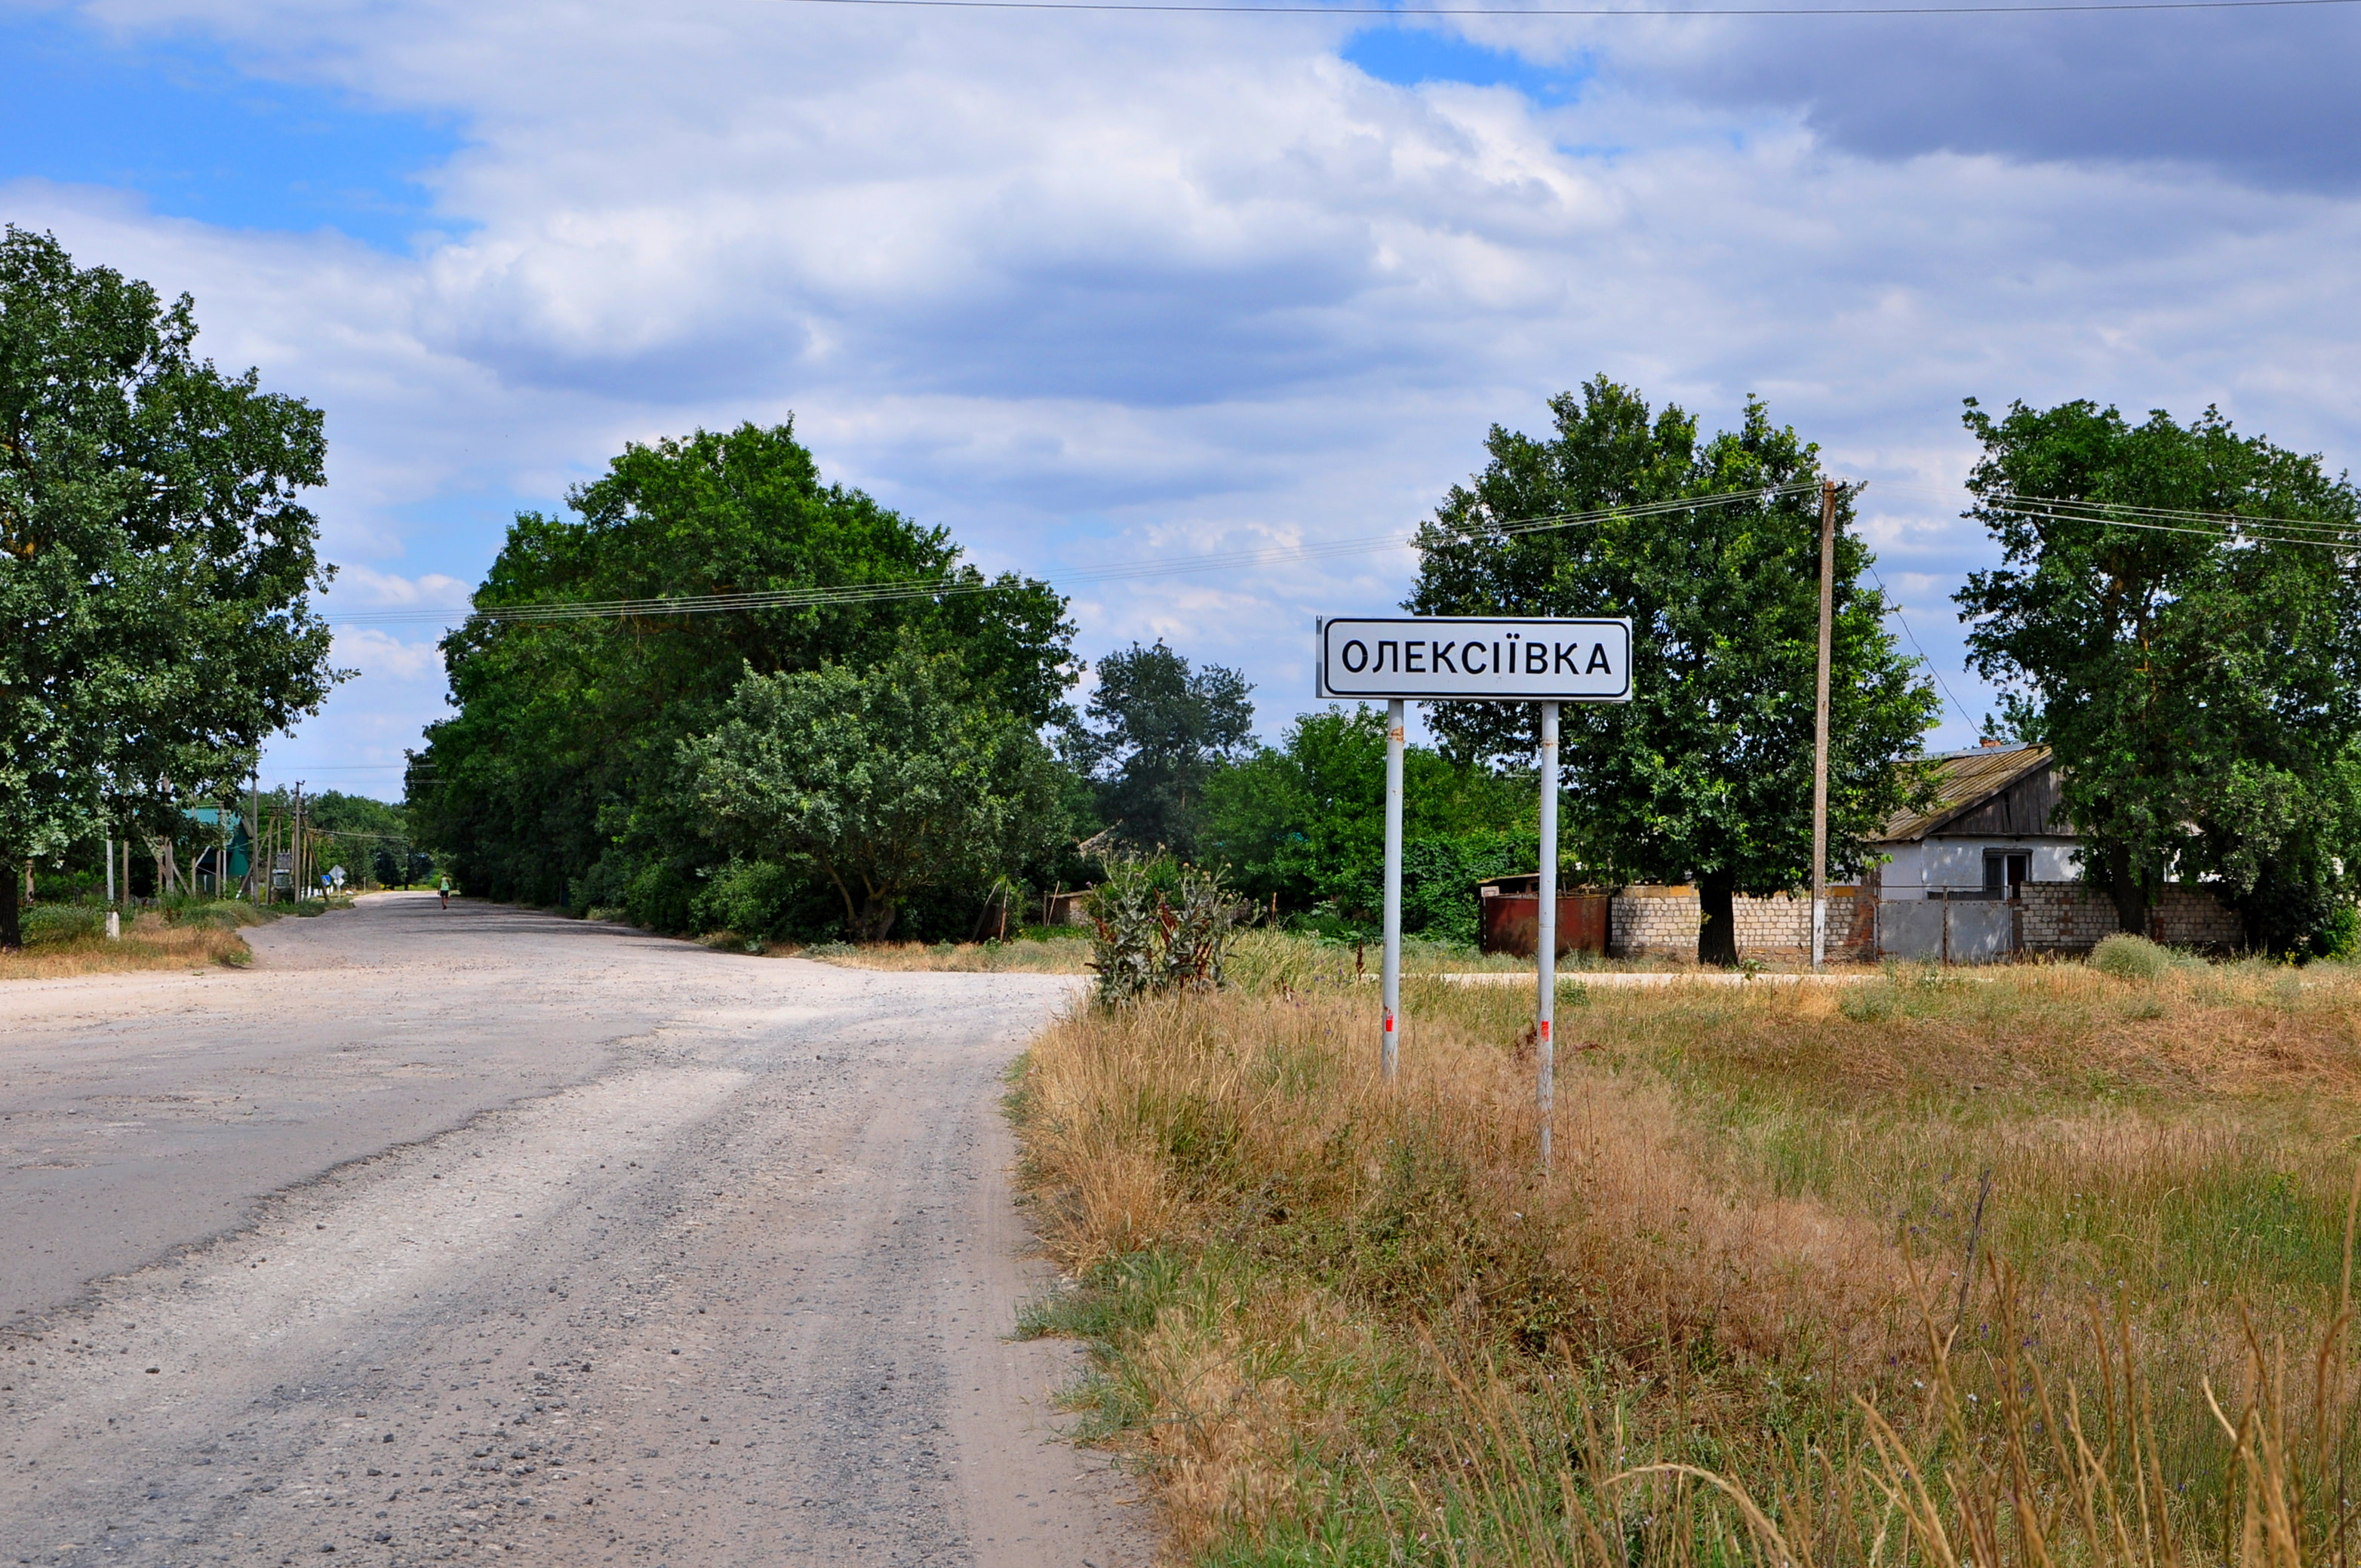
{"left": 1872, "top": 744, "right": 2053, "bottom": 843}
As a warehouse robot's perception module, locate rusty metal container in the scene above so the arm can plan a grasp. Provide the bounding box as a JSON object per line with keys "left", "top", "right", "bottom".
{"left": 1477, "top": 874, "right": 1610, "bottom": 958}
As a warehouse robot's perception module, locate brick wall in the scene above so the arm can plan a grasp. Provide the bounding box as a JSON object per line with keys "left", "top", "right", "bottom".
{"left": 1609, "top": 885, "right": 1874, "bottom": 963}
{"left": 2016, "top": 881, "right": 2243, "bottom": 952}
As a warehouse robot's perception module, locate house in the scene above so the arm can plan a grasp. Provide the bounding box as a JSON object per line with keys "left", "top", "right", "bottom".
{"left": 1866, "top": 742, "right": 2077, "bottom": 902}
{"left": 1866, "top": 741, "right": 2241, "bottom": 957}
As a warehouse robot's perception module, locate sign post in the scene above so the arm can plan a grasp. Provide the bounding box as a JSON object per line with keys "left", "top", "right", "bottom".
{"left": 1317, "top": 616, "right": 1632, "bottom": 1167}
{"left": 1381, "top": 699, "right": 1405, "bottom": 1080}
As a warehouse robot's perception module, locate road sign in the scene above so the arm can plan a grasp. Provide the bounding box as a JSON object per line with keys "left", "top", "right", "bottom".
{"left": 1317, "top": 613, "right": 1634, "bottom": 1173}
{"left": 1317, "top": 616, "right": 1632, "bottom": 702}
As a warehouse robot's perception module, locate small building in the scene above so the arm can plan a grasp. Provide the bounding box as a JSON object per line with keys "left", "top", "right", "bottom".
{"left": 1866, "top": 741, "right": 2241, "bottom": 957}
{"left": 1867, "top": 742, "right": 2077, "bottom": 901}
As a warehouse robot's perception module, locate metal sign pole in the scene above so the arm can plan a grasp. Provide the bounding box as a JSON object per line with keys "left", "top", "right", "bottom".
{"left": 1382, "top": 698, "right": 1405, "bottom": 1081}
{"left": 1811, "top": 478, "right": 1836, "bottom": 968}
{"left": 1536, "top": 700, "right": 1560, "bottom": 1171}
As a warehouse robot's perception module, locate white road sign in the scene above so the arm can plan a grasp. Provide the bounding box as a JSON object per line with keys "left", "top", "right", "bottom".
{"left": 1316, "top": 616, "right": 1632, "bottom": 702}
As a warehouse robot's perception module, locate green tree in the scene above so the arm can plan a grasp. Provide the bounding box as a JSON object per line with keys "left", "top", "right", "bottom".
{"left": 0, "top": 227, "right": 338, "bottom": 948}
{"left": 1410, "top": 377, "right": 1937, "bottom": 965}
{"left": 409, "top": 421, "right": 1075, "bottom": 923}
{"left": 1955, "top": 398, "right": 2361, "bottom": 952}
{"left": 1062, "top": 640, "right": 1255, "bottom": 855}
{"left": 681, "top": 642, "right": 1066, "bottom": 941}
{"left": 1203, "top": 705, "right": 1538, "bottom": 939}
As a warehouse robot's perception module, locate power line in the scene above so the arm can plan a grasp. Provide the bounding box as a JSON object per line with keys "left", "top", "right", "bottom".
{"left": 781, "top": 0, "right": 2357, "bottom": 14}
{"left": 1992, "top": 496, "right": 2361, "bottom": 550}
{"left": 1867, "top": 564, "right": 1979, "bottom": 733}
{"left": 327, "top": 480, "right": 1824, "bottom": 629}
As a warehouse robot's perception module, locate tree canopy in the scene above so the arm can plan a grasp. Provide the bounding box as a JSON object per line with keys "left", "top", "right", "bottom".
{"left": 1062, "top": 639, "right": 1255, "bottom": 856}
{"left": 682, "top": 641, "right": 1068, "bottom": 941}
{"left": 1204, "top": 705, "right": 1540, "bottom": 941}
{"left": 1956, "top": 398, "right": 2361, "bottom": 953}
{"left": 1409, "top": 377, "right": 1937, "bottom": 964}
{"left": 410, "top": 420, "right": 1080, "bottom": 937}
{"left": 0, "top": 226, "right": 339, "bottom": 946}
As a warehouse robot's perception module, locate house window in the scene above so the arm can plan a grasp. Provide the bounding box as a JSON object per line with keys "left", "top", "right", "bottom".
{"left": 1983, "top": 850, "right": 2031, "bottom": 899}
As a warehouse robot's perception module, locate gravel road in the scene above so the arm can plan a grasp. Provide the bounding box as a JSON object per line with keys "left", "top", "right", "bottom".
{"left": 0, "top": 893, "right": 1142, "bottom": 1567}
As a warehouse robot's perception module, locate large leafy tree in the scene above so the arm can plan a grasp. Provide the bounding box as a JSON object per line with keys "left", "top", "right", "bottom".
{"left": 1410, "top": 377, "right": 1936, "bottom": 965}
{"left": 1062, "top": 640, "right": 1255, "bottom": 855}
{"left": 681, "top": 641, "right": 1066, "bottom": 941}
{"left": 0, "top": 227, "right": 337, "bottom": 947}
{"left": 410, "top": 421, "right": 1076, "bottom": 923}
{"left": 1955, "top": 398, "right": 2361, "bottom": 952}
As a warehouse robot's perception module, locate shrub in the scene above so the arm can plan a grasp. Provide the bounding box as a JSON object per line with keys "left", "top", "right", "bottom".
{"left": 23, "top": 904, "right": 104, "bottom": 945}
{"left": 690, "top": 858, "right": 841, "bottom": 942}
{"left": 1086, "top": 853, "right": 1238, "bottom": 1006}
{"left": 2092, "top": 930, "right": 2172, "bottom": 980}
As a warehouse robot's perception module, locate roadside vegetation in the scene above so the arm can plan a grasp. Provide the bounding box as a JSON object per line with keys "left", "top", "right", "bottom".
{"left": 1012, "top": 933, "right": 2361, "bottom": 1565}
{"left": 0, "top": 898, "right": 281, "bottom": 979}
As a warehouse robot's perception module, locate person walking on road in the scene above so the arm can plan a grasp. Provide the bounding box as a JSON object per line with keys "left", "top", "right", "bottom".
{"left": 438, "top": 875, "right": 450, "bottom": 911}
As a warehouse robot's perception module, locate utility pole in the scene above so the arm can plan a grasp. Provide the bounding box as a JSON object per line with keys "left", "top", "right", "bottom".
{"left": 293, "top": 782, "right": 305, "bottom": 905}
{"left": 1810, "top": 478, "right": 1837, "bottom": 970}
{"left": 247, "top": 771, "right": 260, "bottom": 901}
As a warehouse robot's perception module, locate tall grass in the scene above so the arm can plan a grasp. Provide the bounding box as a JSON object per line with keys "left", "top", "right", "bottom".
{"left": 1010, "top": 939, "right": 2361, "bottom": 1564}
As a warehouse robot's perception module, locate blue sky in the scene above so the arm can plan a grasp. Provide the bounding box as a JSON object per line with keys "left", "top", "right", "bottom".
{"left": 0, "top": 8, "right": 460, "bottom": 249}
{"left": 8, "top": 0, "right": 2357, "bottom": 798}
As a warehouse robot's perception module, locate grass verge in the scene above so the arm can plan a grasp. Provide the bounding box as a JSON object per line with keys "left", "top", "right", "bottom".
{"left": 0, "top": 899, "right": 275, "bottom": 979}
{"left": 773, "top": 933, "right": 1099, "bottom": 973}
{"left": 1010, "top": 940, "right": 2361, "bottom": 1565}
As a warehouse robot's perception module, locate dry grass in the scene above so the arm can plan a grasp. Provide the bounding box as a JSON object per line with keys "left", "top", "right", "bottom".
{"left": 782, "top": 935, "right": 1096, "bottom": 973}
{"left": 1010, "top": 941, "right": 2361, "bottom": 1566}
{"left": 0, "top": 901, "right": 269, "bottom": 980}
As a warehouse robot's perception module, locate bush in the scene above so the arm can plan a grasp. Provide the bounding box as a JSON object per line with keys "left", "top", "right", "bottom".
{"left": 2092, "top": 930, "right": 2172, "bottom": 981}
{"left": 690, "top": 858, "right": 843, "bottom": 942}
{"left": 2316, "top": 902, "right": 2359, "bottom": 961}
{"left": 1085, "top": 853, "right": 1238, "bottom": 1006}
{"left": 623, "top": 860, "right": 698, "bottom": 933}
{"left": 22, "top": 904, "right": 104, "bottom": 945}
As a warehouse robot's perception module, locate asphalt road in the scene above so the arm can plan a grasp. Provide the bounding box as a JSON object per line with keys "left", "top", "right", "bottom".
{"left": 0, "top": 893, "right": 1142, "bottom": 1567}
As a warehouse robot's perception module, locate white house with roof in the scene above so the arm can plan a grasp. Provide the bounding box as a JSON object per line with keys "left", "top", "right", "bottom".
{"left": 1868, "top": 742, "right": 2080, "bottom": 901}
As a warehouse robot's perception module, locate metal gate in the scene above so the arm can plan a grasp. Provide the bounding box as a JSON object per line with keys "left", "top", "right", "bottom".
{"left": 1478, "top": 887, "right": 1610, "bottom": 958}
{"left": 1877, "top": 899, "right": 2016, "bottom": 964}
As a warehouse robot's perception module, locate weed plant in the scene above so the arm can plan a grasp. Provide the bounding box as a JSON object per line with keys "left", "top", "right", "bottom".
{"left": 1012, "top": 936, "right": 2361, "bottom": 1565}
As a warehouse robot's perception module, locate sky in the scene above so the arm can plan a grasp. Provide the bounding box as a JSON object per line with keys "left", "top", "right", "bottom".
{"left": 6, "top": 0, "right": 2357, "bottom": 800}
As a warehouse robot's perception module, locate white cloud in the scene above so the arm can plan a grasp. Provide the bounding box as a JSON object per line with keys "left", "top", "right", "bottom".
{"left": 23, "top": 0, "right": 2361, "bottom": 783}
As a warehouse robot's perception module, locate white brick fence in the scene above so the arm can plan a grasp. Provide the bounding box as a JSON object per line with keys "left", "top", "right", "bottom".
{"left": 1609, "top": 884, "right": 1874, "bottom": 962}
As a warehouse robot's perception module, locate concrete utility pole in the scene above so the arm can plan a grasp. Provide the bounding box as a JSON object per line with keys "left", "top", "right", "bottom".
{"left": 1811, "top": 478, "right": 1837, "bottom": 970}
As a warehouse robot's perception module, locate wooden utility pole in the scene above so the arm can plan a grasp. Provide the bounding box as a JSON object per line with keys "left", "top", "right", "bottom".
{"left": 1810, "top": 479, "right": 1837, "bottom": 969}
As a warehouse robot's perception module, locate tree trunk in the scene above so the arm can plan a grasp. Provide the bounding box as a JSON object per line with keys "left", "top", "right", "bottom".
{"left": 1697, "top": 869, "right": 1739, "bottom": 967}
{"left": 2105, "top": 844, "right": 2148, "bottom": 936}
{"left": 853, "top": 892, "right": 899, "bottom": 944}
{"left": 0, "top": 861, "right": 20, "bottom": 950}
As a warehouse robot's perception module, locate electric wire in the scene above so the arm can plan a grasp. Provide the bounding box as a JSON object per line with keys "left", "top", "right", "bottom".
{"left": 326, "top": 479, "right": 1824, "bottom": 629}
{"left": 782, "top": 0, "right": 2359, "bottom": 15}
{"left": 1990, "top": 496, "right": 2361, "bottom": 550}
{"left": 1866, "top": 563, "right": 1980, "bottom": 733}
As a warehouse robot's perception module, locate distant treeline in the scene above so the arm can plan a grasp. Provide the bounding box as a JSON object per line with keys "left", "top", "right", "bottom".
{"left": 410, "top": 377, "right": 2361, "bottom": 961}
